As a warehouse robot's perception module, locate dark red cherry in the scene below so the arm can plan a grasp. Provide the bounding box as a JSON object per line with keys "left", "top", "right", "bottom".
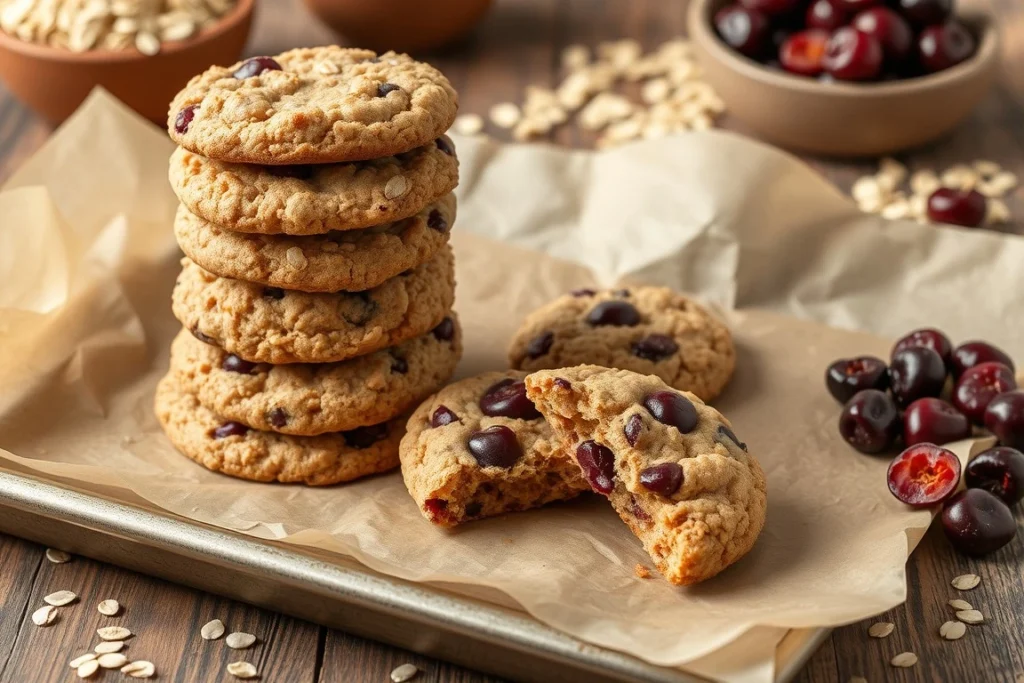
{"left": 835, "top": 0, "right": 880, "bottom": 10}
{"left": 780, "top": 30, "right": 830, "bottom": 77}
{"left": 431, "top": 317, "right": 455, "bottom": 341}
{"left": 965, "top": 446, "right": 1024, "bottom": 506}
{"left": 233, "top": 56, "right": 283, "bottom": 79}
{"left": 576, "top": 440, "right": 616, "bottom": 494}
{"left": 213, "top": 421, "right": 249, "bottom": 439}
{"left": 952, "top": 341, "right": 1014, "bottom": 379}
{"left": 891, "top": 328, "right": 953, "bottom": 371}
{"left": 823, "top": 27, "right": 883, "bottom": 81}
{"left": 897, "top": 0, "right": 952, "bottom": 27}
{"left": 889, "top": 346, "right": 946, "bottom": 409}
{"left": 984, "top": 391, "right": 1024, "bottom": 450}
{"left": 526, "top": 331, "right": 554, "bottom": 359}
{"left": 806, "top": 0, "right": 848, "bottom": 30}
{"left": 926, "top": 188, "right": 986, "bottom": 227}
{"left": 431, "top": 406, "right": 459, "bottom": 428}
{"left": 631, "top": 334, "right": 679, "bottom": 362}
{"left": 825, "top": 356, "right": 889, "bottom": 404}
{"left": 903, "top": 398, "right": 971, "bottom": 446}
{"left": 852, "top": 8, "right": 913, "bottom": 63}
{"left": 624, "top": 414, "right": 644, "bottom": 446}
{"left": 643, "top": 392, "right": 698, "bottom": 434}
{"left": 639, "top": 463, "right": 684, "bottom": 496}
{"left": 468, "top": 426, "right": 522, "bottom": 468}
{"left": 586, "top": 300, "right": 641, "bottom": 327}
{"left": 953, "top": 362, "right": 1016, "bottom": 425}
{"left": 941, "top": 489, "right": 1016, "bottom": 555}
{"left": 838, "top": 389, "right": 901, "bottom": 454}
{"left": 222, "top": 354, "right": 257, "bottom": 374}
{"left": 887, "top": 443, "right": 961, "bottom": 507}
{"left": 479, "top": 379, "right": 541, "bottom": 420}
{"left": 918, "top": 22, "right": 976, "bottom": 73}
{"left": 739, "top": 0, "right": 800, "bottom": 15}
{"left": 174, "top": 104, "right": 198, "bottom": 134}
{"left": 714, "top": 5, "right": 771, "bottom": 58}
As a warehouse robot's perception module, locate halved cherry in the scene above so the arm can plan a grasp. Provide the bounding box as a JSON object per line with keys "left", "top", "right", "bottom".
{"left": 887, "top": 443, "right": 961, "bottom": 508}
{"left": 780, "top": 30, "right": 830, "bottom": 77}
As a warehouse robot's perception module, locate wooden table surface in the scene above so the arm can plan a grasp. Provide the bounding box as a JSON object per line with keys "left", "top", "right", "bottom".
{"left": 1, "top": 1, "right": 1023, "bottom": 682}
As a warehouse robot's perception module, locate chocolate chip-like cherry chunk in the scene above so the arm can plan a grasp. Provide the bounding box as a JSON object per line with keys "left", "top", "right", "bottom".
{"left": 953, "top": 362, "right": 1016, "bottom": 425}
{"left": 889, "top": 346, "right": 946, "bottom": 409}
{"left": 479, "top": 379, "right": 541, "bottom": 420}
{"left": 825, "top": 356, "right": 889, "bottom": 404}
{"left": 222, "top": 354, "right": 256, "bottom": 374}
{"left": 624, "top": 414, "right": 644, "bottom": 446}
{"left": 838, "top": 389, "right": 901, "bottom": 454}
{"left": 586, "top": 300, "right": 641, "bottom": 327}
{"left": 639, "top": 462, "right": 684, "bottom": 497}
{"left": 632, "top": 334, "right": 679, "bottom": 362}
{"left": 423, "top": 497, "right": 450, "bottom": 522}
{"left": 717, "top": 424, "right": 748, "bottom": 451}
{"left": 174, "top": 104, "right": 197, "bottom": 134}
{"left": 267, "top": 407, "right": 289, "bottom": 428}
{"left": 984, "top": 390, "right": 1024, "bottom": 450}
{"left": 965, "top": 446, "right": 1024, "bottom": 506}
{"left": 390, "top": 356, "right": 408, "bottom": 374}
{"left": 468, "top": 425, "right": 522, "bottom": 468}
{"left": 430, "top": 405, "right": 459, "bottom": 428}
{"left": 190, "top": 326, "right": 217, "bottom": 345}
{"left": 377, "top": 82, "right": 401, "bottom": 97}
{"left": 431, "top": 317, "right": 455, "bottom": 341}
{"left": 233, "top": 56, "right": 283, "bottom": 79}
{"left": 941, "top": 488, "right": 1016, "bottom": 555}
{"left": 553, "top": 378, "right": 572, "bottom": 390}
{"left": 213, "top": 421, "right": 248, "bottom": 439}
{"left": 267, "top": 165, "right": 313, "bottom": 180}
{"left": 427, "top": 209, "right": 448, "bottom": 232}
{"left": 343, "top": 423, "right": 389, "bottom": 449}
{"left": 575, "top": 440, "right": 616, "bottom": 494}
{"left": 526, "top": 331, "right": 554, "bottom": 359}
{"left": 643, "top": 391, "right": 698, "bottom": 434}
{"left": 952, "top": 340, "right": 1014, "bottom": 378}
{"left": 435, "top": 137, "right": 454, "bottom": 156}
{"left": 892, "top": 328, "right": 953, "bottom": 371}
{"left": 263, "top": 286, "right": 286, "bottom": 300}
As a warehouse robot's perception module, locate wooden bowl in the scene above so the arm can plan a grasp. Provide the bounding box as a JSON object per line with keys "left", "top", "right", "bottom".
{"left": 302, "top": 0, "right": 493, "bottom": 53}
{"left": 688, "top": 0, "right": 999, "bottom": 158}
{"left": 0, "top": 0, "right": 254, "bottom": 126}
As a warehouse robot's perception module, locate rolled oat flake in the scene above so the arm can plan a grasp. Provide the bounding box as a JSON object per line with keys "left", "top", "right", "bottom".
{"left": 44, "top": 590, "right": 77, "bottom": 606}
{"left": 97, "top": 626, "right": 132, "bottom": 641}
{"left": 956, "top": 609, "right": 985, "bottom": 624}
{"left": 97, "top": 599, "right": 121, "bottom": 616}
{"left": 867, "top": 622, "right": 894, "bottom": 638}
{"left": 951, "top": 573, "right": 981, "bottom": 590}
{"left": 31, "top": 605, "right": 57, "bottom": 626}
{"left": 121, "top": 660, "right": 156, "bottom": 678}
{"left": 201, "top": 618, "right": 226, "bottom": 640}
{"left": 226, "top": 661, "right": 258, "bottom": 679}
{"left": 891, "top": 652, "right": 918, "bottom": 668}
{"left": 226, "top": 632, "right": 257, "bottom": 649}
{"left": 391, "top": 663, "right": 420, "bottom": 682}
{"left": 940, "top": 620, "right": 967, "bottom": 640}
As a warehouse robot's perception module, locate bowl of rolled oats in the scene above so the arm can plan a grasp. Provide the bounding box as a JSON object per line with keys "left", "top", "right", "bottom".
{"left": 0, "top": 0, "right": 253, "bottom": 125}
{"left": 687, "top": 0, "right": 999, "bottom": 157}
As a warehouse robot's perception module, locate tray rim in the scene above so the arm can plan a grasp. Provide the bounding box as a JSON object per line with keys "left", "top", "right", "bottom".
{"left": 0, "top": 465, "right": 827, "bottom": 683}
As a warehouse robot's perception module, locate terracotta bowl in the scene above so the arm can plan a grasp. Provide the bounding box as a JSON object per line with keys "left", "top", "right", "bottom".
{"left": 302, "top": 0, "right": 493, "bottom": 53}
{"left": 0, "top": 0, "right": 254, "bottom": 126}
{"left": 688, "top": 0, "right": 999, "bottom": 158}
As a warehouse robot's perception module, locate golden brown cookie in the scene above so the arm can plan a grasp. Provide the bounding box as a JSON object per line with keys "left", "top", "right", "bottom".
{"left": 171, "top": 246, "right": 456, "bottom": 364}
{"left": 400, "top": 371, "right": 589, "bottom": 527}
{"left": 155, "top": 374, "right": 404, "bottom": 485}
{"left": 168, "top": 47, "right": 458, "bottom": 164}
{"left": 525, "top": 366, "right": 767, "bottom": 585}
{"left": 169, "top": 315, "right": 462, "bottom": 436}
{"left": 509, "top": 287, "right": 735, "bottom": 402}
{"left": 168, "top": 136, "right": 458, "bottom": 235}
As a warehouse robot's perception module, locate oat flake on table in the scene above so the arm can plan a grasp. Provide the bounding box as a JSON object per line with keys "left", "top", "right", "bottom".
{"left": 948, "top": 598, "right": 973, "bottom": 611}
{"left": 69, "top": 654, "right": 97, "bottom": 668}
{"left": 77, "top": 659, "right": 100, "bottom": 678}
{"left": 121, "top": 660, "right": 156, "bottom": 678}
{"left": 952, "top": 574, "right": 981, "bottom": 590}
{"left": 867, "top": 622, "right": 894, "bottom": 638}
{"left": 226, "top": 661, "right": 258, "bottom": 679}
{"left": 390, "top": 663, "right": 420, "bottom": 682}
{"left": 940, "top": 620, "right": 968, "bottom": 640}
{"left": 97, "top": 598, "right": 120, "bottom": 616}
{"left": 31, "top": 605, "right": 57, "bottom": 626}
{"left": 97, "top": 625, "right": 132, "bottom": 640}
{"left": 201, "top": 618, "right": 225, "bottom": 640}
{"left": 95, "top": 641, "right": 124, "bottom": 654}
{"left": 890, "top": 652, "right": 918, "bottom": 668}
{"left": 44, "top": 589, "right": 77, "bottom": 606}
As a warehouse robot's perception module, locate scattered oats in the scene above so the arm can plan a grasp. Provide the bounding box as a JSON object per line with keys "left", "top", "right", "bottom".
{"left": 952, "top": 574, "right": 981, "bottom": 590}
{"left": 201, "top": 618, "right": 226, "bottom": 640}
{"left": 31, "top": 605, "right": 57, "bottom": 626}
{"left": 890, "top": 652, "right": 918, "bottom": 668}
{"left": 160, "top": 18, "right": 195, "bottom": 42}
{"left": 134, "top": 30, "right": 159, "bottom": 55}
{"left": 597, "top": 38, "right": 642, "bottom": 73}
{"left": 940, "top": 620, "right": 967, "bottom": 640}
{"left": 852, "top": 176, "right": 884, "bottom": 205}
{"left": 121, "top": 660, "right": 156, "bottom": 678}
{"left": 579, "top": 92, "right": 634, "bottom": 130}
{"left": 315, "top": 60, "right": 340, "bottom": 75}
{"left": 974, "top": 160, "right": 1001, "bottom": 177}
{"left": 95, "top": 641, "right": 124, "bottom": 654}
{"left": 986, "top": 198, "right": 1011, "bottom": 225}
{"left": 511, "top": 117, "right": 551, "bottom": 141}
{"left": 98, "top": 653, "right": 129, "bottom": 669}
{"left": 640, "top": 78, "right": 670, "bottom": 105}
{"left": 877, "top": 157, "right": 908, "bottom": 189}
{"left": 97, "top": 599, "right": 120, "bottom": 616}
{"left": 70, "top": 654, "right": 97, "bottom": 669}
{"left": 44, "top": 590, "right": 77, "bottom": 606}
{"left": 979, "top": 171, "right": 1018, "bottom": 197}
{"left": 908, "top": 193, "right": 928, "bottom": 220}
{"left": 941, "top": 164, "right": 979, "bottom": 190}
{"left": 910, "top": 169, "right": 941, "bottom": 196}
{"left": 488, "top": 102, "right": 521, "bottom": 129}
{"left": 226, "top": 632, "right": 257, "bottom": 649}
{"left": 561, "top": 44, "right": 590, "bottom": 71}
{"left": 45, "top": 548, "right": 71, "bottom": 564}
{"left": 97, "top": 626, "right": 132, "bottom": 641}
{"left": 867, "top": 622, "right": 894, "bottom": 638}
{"left": 452, "top": 113, "right": 484, "bottom": 136}
{"left": 956, "top": 609, "right": 984, "bottom": 624}
{"left": 77, "top": 659, "right": 100, "bottom": 678}
{"left": 948, "top": 599, "right": 973, "bottom": 611}
{"left": 226, "top": 661, "right": 258, "bottom": 679}
{"left": 390, "top": 663, "right": 420, "bottom": 682}
{"left": 383, "top": 175, "right": 409, "bottom": 200}
{"left": 285, "top": 247, "right": 307, "bottom": 269}
{"left": 881, "top": 197, "right": 911, "bottom": 220}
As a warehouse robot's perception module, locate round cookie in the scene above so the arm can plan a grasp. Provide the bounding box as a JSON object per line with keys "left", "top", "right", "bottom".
{"left": 509, "top": 287, "right": 735, "bottom": 402}
{"left": 525, "top": 366, "right": 767, "bottom": 585}
{"left": 400, "top": 370, "right": 589, "bottom": 527}
{"left": 168, "top": 137, "right": 459, "bottom": 235}
{"left": 174, "top": 193, "right": 455, "bottom": 293}
{"left": 155, "top": 374, "right": 404, "bottom": 485}
{"left": 168, "top": 47, "right": 458, "bottom": 164}
{"left": 171, "top": 246, "right": 456, "bottom": 364}
{"left": 170, "top": 314, "right": 463, "bottom": 436}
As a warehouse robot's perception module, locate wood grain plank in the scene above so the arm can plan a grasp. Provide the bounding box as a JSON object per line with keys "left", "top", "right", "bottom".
{"left": 0, "top": 534, "right": 44, "bottom": 681}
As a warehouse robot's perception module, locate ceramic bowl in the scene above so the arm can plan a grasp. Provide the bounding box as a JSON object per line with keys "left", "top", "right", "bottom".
{"left": 688, "top": 0, "right": 999, "bottom": 157}
{"left": 0, "top": 0, "right": 254, "bottom": 125}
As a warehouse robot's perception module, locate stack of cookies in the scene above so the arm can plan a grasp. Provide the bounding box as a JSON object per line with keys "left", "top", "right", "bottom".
{"left": 155, "top": 46, "right": 462, "bottom": 485}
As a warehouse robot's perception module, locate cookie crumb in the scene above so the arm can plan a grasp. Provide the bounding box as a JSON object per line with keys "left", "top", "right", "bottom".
{"left": 634, "top": 564, "right": 652, "bottom": 579}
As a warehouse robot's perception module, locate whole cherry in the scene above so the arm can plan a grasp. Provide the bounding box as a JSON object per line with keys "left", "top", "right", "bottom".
{"left": 822, "top": 27, "right": 884, "bottom": 81}
{"left": 805, "top": 0, "right": 848, "bottom": 30}
{"left": 839, "top": 389, "right": 902, "bottom": 454}
{"left": 887, "top": 443, "right": 961, "bottom": 507}
{"left": 897, "top": 0, "right": 952, "bottom": 26}
{"left": 825, "top": 356, "right": 890, "bottom": 404}
{"left": 918, "top": 22, "right": 977, "bottom": 73}
{"left": 965, "top": 446, "right": 1024, "bottom": 506}
{"left": 852, "top": 8, "right": 913, "bottom": 63}
{"left": 941, "top": 488, "right": 1016, "bottom": 555}
{"left": 927, "top": 188, "right": 987, "bottom": 228}
{"left": 903, "top": 398, "right": 971, "bottom": 447}
{"left": 952, "top": 340, "right": 1014, "bottom": 378}
{"left": 889, "top": 346, "right": 947, "bottom": 409}
{"left": 984, "top": 391, "right": 1024, "bottom": 451}
{"left": 891, "top": 328, "right": 953, "bottom": 371}
{"left": 714, "top": 5, "right": 772, "bottom": 58}
{"left": 952, "top": 362, "right": 1016, "bottom": 424}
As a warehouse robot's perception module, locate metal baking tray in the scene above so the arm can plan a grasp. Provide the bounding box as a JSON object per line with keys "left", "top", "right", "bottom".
{"left": 0, "top": 466, "right": 828, "bottom": 683}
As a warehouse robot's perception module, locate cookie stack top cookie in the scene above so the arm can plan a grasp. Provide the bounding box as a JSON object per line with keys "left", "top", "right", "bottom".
{"left": 156, "top": 47, "right": 463, "bottom": 486}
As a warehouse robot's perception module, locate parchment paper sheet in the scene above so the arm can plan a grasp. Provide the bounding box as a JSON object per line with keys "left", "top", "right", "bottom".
{"left": 1, "top": 91, "right": 1018, "bottom": 681}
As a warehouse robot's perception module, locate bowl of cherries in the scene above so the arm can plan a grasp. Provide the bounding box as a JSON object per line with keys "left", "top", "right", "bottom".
{"left": 687, "top": 0, "right": 999, "bottom": 156}
{"left": 827, "top": 328, "right": 1021, "bottom": 556}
